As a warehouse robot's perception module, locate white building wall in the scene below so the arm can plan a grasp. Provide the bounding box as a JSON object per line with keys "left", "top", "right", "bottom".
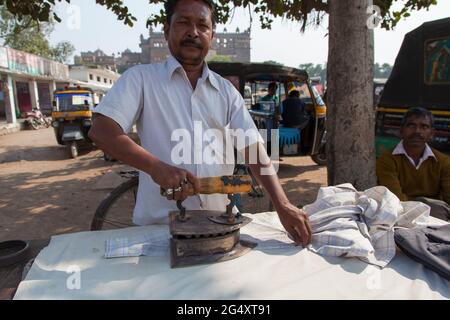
{"left": 69, "top": 66, "right": 120, "bottom": 90}
{"left": 69, "top": 69, "right": 89, "bottom": 82}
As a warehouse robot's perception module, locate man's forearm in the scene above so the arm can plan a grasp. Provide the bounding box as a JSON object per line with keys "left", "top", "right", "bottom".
{"left": 243, "top": 143, "right": 289, "bottom": 209}
{"left": 89, "top": 115, "right": 158, "bottom": 175}
{"left": 248, "top": 163, "right": 289, "bottom": 209}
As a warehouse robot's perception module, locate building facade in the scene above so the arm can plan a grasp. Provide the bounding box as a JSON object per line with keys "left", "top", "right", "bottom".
{"left": 117, "top": 27, "right": 251, "bottom": 70}
{"left": 0, "top": 47, "right": 122, "bottom": 130}
{"left": 74, "top": 50, "right": 117, "bottom": 71}
{"left": 68, "top": 65, "right": 120, "bottom": 102}
{"left": 69, "top": 66, "right": 119, "bottom": 89}
{"left": 0, "top": 46, "right": 70, "bottom": 126}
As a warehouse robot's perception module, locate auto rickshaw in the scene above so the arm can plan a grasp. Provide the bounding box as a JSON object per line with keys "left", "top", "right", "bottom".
{"left": 376, "top": 18, "right": 450, "bottom": 157}
{"left": 209, "top": 62, "right": 327, "bottom": 165}
{"left": 51, "top": 86, "right": 96, "bottom": 158}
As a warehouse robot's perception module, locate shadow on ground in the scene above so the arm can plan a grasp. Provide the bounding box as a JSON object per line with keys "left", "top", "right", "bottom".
{"left": 0, "top": 145, "right": 96, "bottom": 163}
{"left": 240, "top": 162, "right": 326, "bottom": 214}
{"left": 0, "top": 155, "right": 114, "bottom": 242}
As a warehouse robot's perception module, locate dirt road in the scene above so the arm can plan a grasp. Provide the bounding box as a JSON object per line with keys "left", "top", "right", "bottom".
{"left": 0, "top": 128, "right": 327, "bottom": 242}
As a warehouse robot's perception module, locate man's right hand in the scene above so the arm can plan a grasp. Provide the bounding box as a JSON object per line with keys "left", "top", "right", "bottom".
{"left": 89, "top": 115, "right": 200, "bottom": 202}
{"left": 149, "top": 159, "right": 200, "bottom": 202}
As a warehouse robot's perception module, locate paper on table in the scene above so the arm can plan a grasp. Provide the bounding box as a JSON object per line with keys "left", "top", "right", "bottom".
{"left": 105, "top": 231, "right": 170, "bottom": 258}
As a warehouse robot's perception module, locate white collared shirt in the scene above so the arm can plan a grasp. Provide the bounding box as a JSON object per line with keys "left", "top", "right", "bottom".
{"left": 95, "top": 56, "right": 263, "bottom": 225}
{"left": 392, "top": 140, "right": 437, "bottom": 170}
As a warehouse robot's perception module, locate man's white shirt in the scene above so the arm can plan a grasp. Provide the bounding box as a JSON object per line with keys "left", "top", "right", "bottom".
{"left": 392, "top": 140, "right": 437, "bottom": 170}
{"left": 94, "top": 56, "right": 263, "bottom": 225}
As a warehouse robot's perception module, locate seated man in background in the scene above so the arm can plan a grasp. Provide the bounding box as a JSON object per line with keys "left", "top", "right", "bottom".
{"left": 281, "top": 89, "right": 309, "bottom": 128}
{"left": 260, "top": 82, "right": 279, "bottom": 107}
{"left": 376, "top": 107, "right": 450, "bottom": 221}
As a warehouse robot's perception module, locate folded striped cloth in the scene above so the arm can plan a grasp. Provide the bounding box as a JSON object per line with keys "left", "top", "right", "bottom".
{"left": 303, "top": 184, "right": 431, "bottom": 268}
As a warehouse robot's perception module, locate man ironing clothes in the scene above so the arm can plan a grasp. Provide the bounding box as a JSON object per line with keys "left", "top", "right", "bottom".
{"left": 89, "top": 0, "right": 312, "bottom": 245}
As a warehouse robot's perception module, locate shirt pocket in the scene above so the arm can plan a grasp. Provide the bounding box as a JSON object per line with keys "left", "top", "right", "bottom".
{"left": 196, "top": 88, "right": 229, "bottom": 127}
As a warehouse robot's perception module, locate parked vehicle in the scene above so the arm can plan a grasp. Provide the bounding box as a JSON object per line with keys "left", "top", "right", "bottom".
{"left": 51, "top": 86, "right": 96, "bottom": 158}
{"left": 23, "top": 110, "right": 51, "bottom": 130}
{"left": 209, "top": 62, "right": 327, "bottom": 165}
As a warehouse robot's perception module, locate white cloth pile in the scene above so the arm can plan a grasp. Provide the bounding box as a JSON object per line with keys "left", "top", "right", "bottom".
{"left": 303, "top": 184, "right": 431, "bottom": 267}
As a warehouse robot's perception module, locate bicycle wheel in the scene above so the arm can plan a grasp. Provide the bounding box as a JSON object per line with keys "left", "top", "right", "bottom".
{"left": 91, "top": 176, "right": 139, "bottom": 231}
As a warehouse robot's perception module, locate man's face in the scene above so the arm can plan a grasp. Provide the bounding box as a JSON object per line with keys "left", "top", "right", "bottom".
{"left": 164, "top": 0, "right": 214, "bottom": 66}
{"left": 268, "top": 85, "right": 277, "bottom": 96}
{"left": 400, "top": 115, "right": 435, "bottom": 148}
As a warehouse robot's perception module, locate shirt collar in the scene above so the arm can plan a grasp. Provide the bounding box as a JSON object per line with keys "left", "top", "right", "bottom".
{"left": 392, "top": 140, "right": 437, "bottom": 169}
{"left": 165, "top": 55, "right": 220, "bottom": 91}
{"left": 166, "top": 55, "right": 183, "bottom": 79}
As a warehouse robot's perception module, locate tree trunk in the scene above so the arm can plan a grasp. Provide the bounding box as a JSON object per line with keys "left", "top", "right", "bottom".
{"left": 327, "top": 0, "right": 376, "bottom": 190}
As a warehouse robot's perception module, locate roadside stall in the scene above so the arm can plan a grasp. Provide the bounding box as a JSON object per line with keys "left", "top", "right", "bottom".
{"left": 3, "top": 182, "right": 449, "bottom": 300}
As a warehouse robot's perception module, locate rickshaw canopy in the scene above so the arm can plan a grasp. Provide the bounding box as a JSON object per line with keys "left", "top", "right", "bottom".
{"left": 208, "top": 62, "right": 309, "bottom": 87}
{"left": 379, "top": 18, "right": 450, "bottom": 110}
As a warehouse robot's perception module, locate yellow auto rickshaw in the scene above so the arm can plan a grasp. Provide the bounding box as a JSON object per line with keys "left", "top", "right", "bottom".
{"left": 51, "top": 86, "right": 96, "bottom": 158}
{"left": 209, "top": 62, "right": 327, "bottom": 165}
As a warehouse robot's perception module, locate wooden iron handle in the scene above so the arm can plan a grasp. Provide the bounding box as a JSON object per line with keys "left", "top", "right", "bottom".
{"left": 190, "top": 175, "right": 253, "bottom": 195}
{"left": 160, "top": 175, "right": 253, "bottom": 197}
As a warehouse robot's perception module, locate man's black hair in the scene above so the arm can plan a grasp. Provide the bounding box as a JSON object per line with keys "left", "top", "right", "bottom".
{"left": 268, "top": 82, "right": 278, "bottom": 91}
{"left": 401, "top": 107, "right": 434, "bottom": 127}
{"left": 289, "top": 90, "right": 300, "bottom": 98}
{"left": 165, "top": 0, "right": 217, "bottom": 27}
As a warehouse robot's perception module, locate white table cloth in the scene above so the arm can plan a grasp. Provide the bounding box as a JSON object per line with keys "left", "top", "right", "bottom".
{"left": 14, "top": 212, "right": 449, "bottom": 300}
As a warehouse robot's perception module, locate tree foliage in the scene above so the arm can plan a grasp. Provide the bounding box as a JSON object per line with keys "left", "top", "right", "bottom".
{"left": 299, "top": 62, "right": 392, "bottom": 80}
{"left": 374, "top": 62, "right": 393, "bottom": 78}
{"left": 299, "top": 63, "right": 326, "bottom": 80}
{"left": 0, "top": 5, "right": 75, "bottom": 63}
{"left": 51, "top": 41, "right": 76, "bottom": 63}
{"left": 0, "top": 0, "right": 136, "bottom": 26}
{"left": 207, "top": 54, "right": 232, "bottom": 62}
{"left": 0, "top": 0, "right": 439, "bottom": 31}
{"left": 263, "top": 60, "right": 284, "bottom": 66}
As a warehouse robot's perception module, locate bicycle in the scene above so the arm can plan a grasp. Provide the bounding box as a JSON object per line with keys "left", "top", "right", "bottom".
{"left": 90, "top": 165, "right": 268, "bottom": 231}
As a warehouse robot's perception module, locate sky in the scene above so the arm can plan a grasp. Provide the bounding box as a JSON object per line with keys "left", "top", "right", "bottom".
{"left": 48, "top": 1, "right": 450, "bottom": 68}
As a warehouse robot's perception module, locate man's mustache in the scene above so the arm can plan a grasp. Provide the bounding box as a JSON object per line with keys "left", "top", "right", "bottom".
{"left": 180, "top": 39, "right": 203, "bottom": 49}
{"left": 410, "top": 134, "right": 425, "bottom": 140}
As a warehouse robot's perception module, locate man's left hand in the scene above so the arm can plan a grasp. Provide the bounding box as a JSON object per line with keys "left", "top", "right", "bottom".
{"left": 276, "top": 202, "right": 312, "bottom": 247}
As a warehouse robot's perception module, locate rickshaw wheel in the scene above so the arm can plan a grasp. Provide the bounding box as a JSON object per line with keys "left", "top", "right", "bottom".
{"left": 311, "top": 147, "right": 327, "bottom": 166}
{"left": 68, "top": 141, "right": 78, "bottom": 159}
